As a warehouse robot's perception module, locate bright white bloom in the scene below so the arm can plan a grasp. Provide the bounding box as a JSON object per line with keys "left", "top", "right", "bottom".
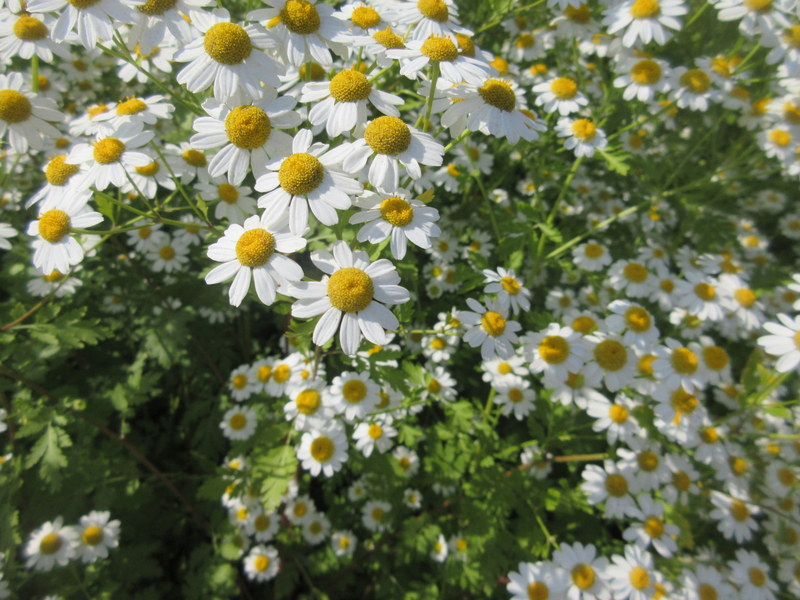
{"left": 284, "top": 379, "right": 332, "bottom": 430}
{"left": 492, "top": 375, "right": 535, "bottom": 420}
{"left": 573, "top": 240, "right": 612, "bottom": 271}
{"left": 388, "top": 34, "right": 493, "bottom": 85}
{"left": 66, "top": 127, "right": 154, "bottom": 191}
{"left": 0, "top": 72, "right": 62, "bottom": 153}
{"left": 205, "top": 213, "right": 305, "bottom": 307}
{"left": 613, "top": 57, "right": 672, "bottom": 102}
{"left": 533, "top": 76, "right": 589, "bottom": 116}
{"left": 581, "top": 461, "right": 642, "bottom": 519}
{"left": 288, "top": 241, "right": 410, "bottom": 356}
{"left": 728, "top": 549, "right": 779, "bottom": 600}
{"left": 758, "top": 313, "right": 800, "bottom": 372}
{"left": 552, "top": 541, "right": 611, "bottom": 600}
{"left": 507, "top": 561, "right": 570, "bottom": 600}
{"left": 623, "top": 495, "right": 679, "bottom": 558}
{"left": 362, "top": 500, "right": 391, "bottom": 532}
{"left": 220, "top": 406, "right": 257, "bottom": 440}
{"left": 24, "top": 517, "right": 78, "bottom": 571}
{"left": 75, "top": 511, "right": 120, "bottom": 564}
{"left": 0, "top": 223, "right": 16, "bottom": 250}
{"left": 482, "top": 268, "right": 531, "bottom": 314}
{"left": 27, "top": 0, "right": 138, "bottom": 48}
{"left": 525, "top": 324, "right": 589, "bottom": 385}
{"left": 0, "top": 12, "right": 68, "bottom": 63}
{"left": 457, "top": 298, "right": 521, "bottom": 360}
{"left": 331, "top": 530, "right": 357, "bottom": 557}
{"left": 602, "top": 0, "right": 687, "bottom": 47}
{"left": 243, "top": 545, "right": 279, "bottom": 582}
{"left": 353, "top": 421, "right": 397, "bottom": 456}
{"left": 330, "top": 370, "right": 380, "bottom": 421}
{"left": 297, "top": 423, "right": 349, "bottom": 476}
{"left": 709, "top": 491, "right": 760, "bottom": 543}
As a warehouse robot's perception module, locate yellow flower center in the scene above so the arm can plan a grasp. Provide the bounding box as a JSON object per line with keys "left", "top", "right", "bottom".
{"left": 527, "top": 581, "right": 549, "bottom": 600}
{"left": 778, "top": 467, "right": 795, "bottom": 487}
{"left": 455, "top": 33, "right": 475, "bottom": 56}
{"left": 254, "top": 514, "right": 270, "bottom": 531}
{"left": 500, "top": 276, "right": 521, "bottom": 295}
{"left": 253, "top": 555, "right": 270, "bottom": 571}
{"left": 371, "top": 507, "right": 385, "bottom": 521}
{"left": 630, "top": 567, "right": 650, "bottom": 590}
{"left": 42, "top": 270, "right": 65, "bottom": 283}
{"left": 638, "top": 354, "right": 656, "bottom": 376}
{"left": 584, "top": 243, "right": 604, "bottom": 258}
{"left": 338, "top": 536, "right": 351, "bottom": 549}
{"left": 702, "top": 346, "right": 728, "bottom": 371}
{"left": 364, "top": 116, "right": 412, "bottom": 155}
{"left": 218, "top": 183, "right": 239, "bottom": 204}
{"left": 478, "top": 79, "right": 516, "bottom": 112}
{"left": 734, "top": 288, "right": 756, "bottom": 308}
{"left": 204, "top": 22, "right": 252, "bottom": 65}
{"left": 39, "top": 532, "right": 63, "bottom": 555}
{"left": 673, "top": 470, "right": 691, "bottom": 491}
{"left": 624, "top": 307, "right": 651, "bottom": 332}
{"left": 159, "top": 246, "right": 175, "bottom": 260}
{"left": 116, "top": 97, "right": 147, "bottom": 116}
{"left": 135, "top": 161, "right": 159, "bottom": 177}
{"left": 539, "top": 335, "right": 569, "bottom": 364}
{"left": 310, "top": 435, "right": 335, "bottom": 462}
{"left": 295, "top": 389, "right": 321, "bottom": 415}
{"left": 342, "top": 379, "right": 367, "bottom": 403}
{"left": 273, "top": 363, "right": 291, "bottom": 383}
{"left": 571, "top": 564, "right": 595, "bottom": 590}
{"left": 670, "top": 388, "right": 698, "bottom": 415}
{"left": 420, "top": 35, "right": 459, "bottom": 62}
{"left": 68, "top": 0, "right": 101, "bottom": 8}
{"left": 280, "top": 0, "right": 321, "bottom": 34}
{"left": 235, "top": 228, "right": 276, "bottom": 267}
{"left": 630, "top": 0, "right": 660, "bottom": 18}
{"left": 372, "top": 27, "right": 404, "bottom": 48}
{"left": 604, "top": 472, "right": 629, "bottom": 497}
{"left": 783, "top": 24, "right": 800, "bottom": 47}
{"left": 137, "top": 0, "right": 176, "bottom": 14}
{"left": 225, "top": 105, "right": 271, "bottom": 150}
{"left": 693, "top": 282, "right": 716, "bottom": 301}
{"left": 481, "top": 311, "right": 506, "bottom": 337}
{"left": 328, "top": 267, "right": 374, "bottom": 313}
{"left": 329, "top": 70, "right": 372, "bottom": 102}
{"left": 38, "top": 209, "right": 71, "bottom": 243}
{"left": 571, "top": 119, "right": 596, "bottom": 141}
{"left": 368, "top": 424, "right": 383, "bottom": 439}
{"left": 182, "top": 148, "right": 206, "bottom": 167}
{"left": 623, "top": 262, "right": 648, "bottom": 283}
{"left": 700, "top": 427, "right": 720, "bottom": 444}
{"left": 680, "top": 69, "right": 711, "bottom": 94}
{"left": 637, "top": 450, "right": 659, "bottom": 472}
{"left": 730, "top": 456, "right": 747, "bottom": 476}
{"left": 232, "top": 374, "right": 247, "bottom": 389}
{"left": 698, "top": 584, "right": 718, "bottom": 600}
{"left": 745, "top": 0, "right": 772, "bottom": 11}
{"left": 93, "top": 137, "right": 126, "bottom": 164}
{"left": 515, "top": 33, "right": 535, "bottom": 48}
{"left": 14, "top": 15, "right": 48, "bottom": 40}
{"left": 769, "top": 129, "right": 791, "bottom": 147}
{"left": 729, "top": 500, "right": 748, "bottom": 522}
{"left": 293, "top": 503, "right": 307, "bottom": 517}
{"left": 644, "top": 516, "right": 664, "bottom": 538}
{"left": 417, "top": 0, "right": 449, "bottom": 22}
{"left": 279, "top": 152, "right": 325, "bottom": 196}
{"left": 631, "top": 59, "right": 662, "bottom": 85}
{"left": 430, "top": 337, "right": 446, "bottom": 350}
{"left": 45, "top": 155, "right": 80, "bottom": 186}
{"left": 490, "top": 56, "right": 509, "bottom": 75}
{"left": 594, "top": 339, "right": 627, "bottom": 371}
{"left": 609, "top": 404, "right": 628, "bottom": 424}
{"left": 670, "top": 347, "right": 698, "bottom": 374}
{"left": 351, "top": 6, "right": 381, "bottom": 28}
{"left": 744, "top": 567, "right": 766, "bottom": 587}
{"left": 380, "top": 196, "right": 414, "bottom": 227}
{"left": 0, "top": 89, "right": 32, "bottom": 124}
{"left": 550, "top": 77, "right": 578, "bottom": 100}
{"left": 82, "top": 525, "right": 104, "bottom": 546}
{"left": 564, "top": 4, "right": 591, "bottom": 22}
{"left": 508, "top": 388, "right": 524, "bottom": 403}
{"left": 229, "top": 413, "right": 247, "bottom": 430}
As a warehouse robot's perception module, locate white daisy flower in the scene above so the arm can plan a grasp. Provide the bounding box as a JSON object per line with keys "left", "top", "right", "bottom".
{"left": 220, "top": 406, "right": 257, "bottom": 441}
{"left": 91, "top": 95, "right": 175, "bottom": 136}
{"left": 584, "top": 332, "right": 637, "bottom": 392}
{"left": 362, "top": 500, "right": 391, "bottom": 532}
{"left": 353, "top": 420, "right": 397, "bottom": 456}
{"left": 256, "top": 129, "right": 362, "bottom": 235}
{"left": 164, "top": 142, "right": 210, "bottom": 184}
{"left": 27, "top": 195, "right": 103, "bottom": 275}
{"left": 331, "top": 530, "right": 357, "bottom": 557}
{"left": 681, "top": 566, "right": 737, "bottom": 600}
{"left": 302, "top": 513, "right": 330, "bottom": 544}
{"left": 387, "top": 34, "right": 493, "bottom": 85}
{"left": 758, "top": 313, "right": 800, "bottom": 373}
{"left": 350, "top": 188, "right": 440, "bottom": 260}
{"left": 146, "top": 236, "right": 190, "bottom": 273}
{"left": 392, "top": 0, "right": 469, "bottom": 42}
{"left": 228, "top": 363, "right": 259, "bottom": 402}
{"left": 174, "top": 9, "right": 283, "bottom": 101}
{"left": 191, "top": 95, "right": 300, "bottom": 186}
{"left": 127, "top": 0, "right": 211, "bottom": 56}
{"left": 297, "top": 423, "right": 349, "bottom": 477}
{"left": 27, "top": 0, "right": 138, "bottom": 48}
{"left": 334, "top": 1, "right": 387, "bottom": 36}
{"left": 284, "top": 379, "right": 332, "bottom": 430}
{"left": 340, "top": 115, "right": 444, "bottom": 191}
{"left": 243, "top": 545, "right": 279, "bottom": 582}
{"left": 552, "top": 541, "right": 610, "bottom": 600}
{"left": 715, "top": 0, "right": 791, "bottom": 36}
{"left": 75, "top": 511, "right": 120, "bottom": 564}
{"left": 441, "top": 77, "right": 546, "bottom": 144}
{"left": 613, "top": 57, "right": 672, "bottom": 102}
{"left": 244, "top": 509, "right": 279, "bottom": 542}
{"left": 288, "top": 241, "right": 410, "bottom": 356}
{"left": 482, "top": 268, "right": 531, "bottom": 315}
{"left": 26, "top": 153, "right": 90, "bottom": 209}
{"left": 652, "top": 338, "right": 706, "bottom": 392}
{"left": 728, "top": 550, "right": 779, "bottom": 600}
{"left": 284, "top": 494, "right": 316, "bottom": 524}
{"left": 250, "top": 0, "right": 347, "bottom": 67}
{"left": 602, "top": 0, "right": 687, "bottom": 47}
{"left": 709, "top": 491, "right": 760, "bottom": 543}
{"left": 24, "top": 517, "right": 78, "bottom": 571}
{"left": 605, "top": 300, "right": 659, "bottom": 347}
{"left": 330, "top": 370, "right": 380, "bottom": 422}
{"left": 122, "top": 155, "right": 175, "bottom": 200}
{"left": 205, "top": 212, "right": 306, "bottom": 307}
{"left": 492, "top": 375, "right": 535, "bottom": 420}
{"left": 507, "top": 561, "right": 570, "bottom": 600}
{"left": 197, "top": 178, "right": 256, "bottom": 224}
{"left": 524, "top": 324, "right": 589, "bottom": 386}
{"left": 669, "top": 65, "right": 722, "bottom": 111}
{"left": 0, "top": 72, "right": 62, "bottom": 153}
{"left": 66, "top": 126, "right": 154, "bottom": 191}
{"left": 606, "top": 545, "right": 656, "bottom": 600}
{"left": 457, "top": 298, "right": 521, "bottom": 360}
{"left": 0, "top": 12, "right": 69, "bottom": 63}
{"left": 586, "top": 393, "right": 640, "bottom": 444}
{"left": 300, "top": 68, "right": 403, "bottom": 137}
{"left": 581, "top": 460, "right": 642, "bottom": 519}
{"left": 572, "top": 240, "right": 612, "bottom": 271}
{"left": 556, "top": 117, "right": 608, "bottom": 157}
{"left": 608, "top": 259, "right": 656, "bottom": 298}
{"left": 533, "top": 76, "right": 589, "bottom": 116}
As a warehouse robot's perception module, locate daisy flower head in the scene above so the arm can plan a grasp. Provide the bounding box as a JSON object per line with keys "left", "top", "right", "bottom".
{"left": 606, "top": 545, "right": 656, "bottom": 600}
{"left": 388, "top": 34, "right": 493, "bottom": 85}
{"left": 457, "top": 297, "right": 521, "bottom": 360}
{"left": 92, "top": 95, "right": 174, "bottom": 137}
{"left": 228, "top": 363, "right": 259, "bottom": 402}
{"left": 335, "top": 1, "right": 388, "bottom": 35}
{"left": 24, "top": 517, "right": 78, "bottom": 571}
{"left": 674, "top": 271, "right": 725, "bottom": 321}
{"left": 288, "top": 241, "right": 410, "bottom": 356}
{"left": 27, "top": 195, "right": 103, "bottom": 275}
{"left": 340, "top": 115, "right": 444, "bottom": 191}
{"left": 652, "top": 338, "right": 706, "bottom": 392}
{"left": 758, "top": 313, "right": 800, "bottom": 373}
{"left": 393, "top": 0, "right": 469, "bottom": 42}
{"left": 26, "top": 152, "right": 92, "bottom": 209}
{"left": 27, "top": 0, "right": 138, "bottom": 49}
{"left": 75, "top": 511, "right": 120, "bottom": 564}
{"left": 581, "top": 460, "right": 643, "bottom": 519}
{"left": 584, "top": 332, "right": 638, "bottom": 392}
{"left": 220, "top": 406, "right": 257, "bottom": 441}
{"left": 245, "top": 509, "right": 279, "bottom": 542}
{"left": 492, "top": 375, "right": 535, "bottom": 420}
{"left": 66, "top": 126, "right": 154, "bottom": 191}
{"left": 256, "top": 128, "right": 362, "bottom": 235}
{"left": 146, "top": 236, "right": 190, "bottom": 274}
{"left": 191, "top": 95, "right": 300, "bottom": 186}
{"left": 608, "top": 259, "right": 656, "bottom": 298}
{"left": 0, "top": 11, "right": 69, "bottom": 63}
{"left": 482, "top": 268, "right": 531, "bottom": 315}
{"left": 613, "top": 56, "right": 672, "bottom": 102}
{"left": 127, "top": 0, "right": 211, "bottom": 56}
{"left": 525, "top": 324, "right": 589, "bottom": 386}
{"left": 728, "top": 549, "right": 779, "bottom": 600}
{"left": 284, "top": 379, "right": 333, "bottom": 430}
{"left": 330, "top": 370, "right": 380, "bottom": 421}
{"left": 250, "top": 0, "right": 347, "bottom": 67}
{"left": 622, "top": 494, "right": 679, "bottom": 558}
{"left": 300, "top": 67, "right": 404, "bottom": 137}
{"left": 362, "top": 500, "right": 391, "bottom": 532}
{"left": 670, "top": 65, "right": 722, "bottom": 111}
{"left": 353, "top": 420, "right": 397, "bottom": 456}
{"left": 441, "top": 78, "right": 542, "bottom": 143}
{"left": 556, "top": 116, "right": 608, "bottom": 157}
{"left": 533, "top": 75, "right": 589, "bottom": 116}
{"left": 709, "top": 491, "right": 760, "bottom": 543}
{"left": 431, "top": 534, "right": 449, "bottom": 562}
{"left": 302, "top": 513, "right": 331, "bottom": 544}
{"left": 331, "top": 530, "right": 357, "bottom": 557}
{"left": 164, "top": 142, "right": 210, "bottom": 184}
{"left": 552, "top": 541, "right": 610, "bottom": 600}
{"left": 602, "top": 0, "right": 687, "bottom": 47}
{"left": 605, "top": 300, "right": 660, "bottom": 347}
{"left": 197, "top": 178, "right": 256, "bottom": 224}
{"left": 243, "top": 545, "right": 279, "bottom": 582}
{"left": 0, "top": 72, "right": 62, "bottom": 153}
{"left": 586, "top": 393, "right": 640, "bottom": 444}
{"left": 205, "top": 212, "right": 306, "bottom": 307}
{"left": 350, "top": 188, "right": 441, "bottom": 260}
{"left": 174, "top": 9, "right": 283, "bottom": 101}
{"left": 507, "top": 561, "right": 570, "bottom": 600}
{"left": 681, "top": 565, "right": 737, "bottom": 600}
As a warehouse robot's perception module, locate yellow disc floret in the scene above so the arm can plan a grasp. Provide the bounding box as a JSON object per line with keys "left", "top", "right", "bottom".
{"left": 527, "top": 581, "right": 549, "bottom": 600}
{"left": 310, "top": 435, "right": 334, "bottom": 461}
{"left": 550, "top": 77, "right": 578, "bottom": 100}
{"left": 373, "top": 27, "right": 404, "bottom": 49}
{"left": 82, "top": 525, "right": 104, "bottom": 546}
{"left": 68, "top": 0, "right": 101, "bottom": 8}
{"left": 571, "top": 564, "right": 595, "bottom": 590}
{"left": 630, "top": 0, "right": 660, "bottom": 18}
{"left": 14, "top": 15, "right": 48, "bottom": 40}
{"left": 116, "top": 97, "right": 147, "bottom": 115}
{"left": 631, "top": 59, "right": 662, "bottom": 85}
{"left": 680, "top": 69, "right": 711, "bottom": 94}
{"left": 204, "top": 22, "right": 252, "bottom": 65}
{"left": 253, "top": 555, "right": 270, "bottom": 571}
{"left": 225, "top": 105, "right": 271, "bottom": 149}
{"left": 539, "top": 335, "right": 570, "bottom": 364}
{"left": 38, "top": 209, "right": 71, "bottom": 243}
{"left": 135, "top": 161, "right": 160, "bottom": 177}
{"left": 280, "top": 0, "right": 321, "bottom": 34}
{"left": 39, "top": 532, "right": 63, "bottom": 555}
{"left": 137, "top": 0, "right": 177, "bottom": 15}
{"left": 571, "top": 119, "right": 597, "bottom": 141}
{"left": 670, "top": 347, "right": 698, "bottom": 374}
{"left": 380, "top": 196, "right": 414, "bottom": 227}
{"left": 329, "top": 70, "right": 372, "bottom": 102}
{"left": 0, "top": 89, "right": 32, "bottom": 123}
{"left": 328, "top": 267, "right": 374, "bottom": 312}
{"left": 218, "top": 183, "right": 239, "bottom": 204}
{"left": 235, "top": 229, "right": 275, "bottom": 267}
{"left": 296, "top": 389, "right": 321, "bottom": 414}
{"left": 364, "top": 116, "right": 412, "bottom": 155}
{"left": 478, "top": 79, "right": 516, "bottom": 112}
{"left": 351, "top": 5, "right": 381, "bottom": 28}
{"left": 629, "top": 567, "right": 650, "bottom": 590}
{"left": 594, "top": 339, "right": 627, "bottom": 371}
{"left": 45, "top": 155, "right": 80, "bottom": 186}
{"left": 182, "top": 148, "right": 206, "bottom": 167}
{"left": 93, "top": 137, "right": 126, "bottom": 164}
{"left": 481, "top": 311, "right": 506, "bottom": 337}
{"left": 278, "top": 152, "right": 325, "bottom": 195}
{"left": 417, "top": 0, "right": 449, "bottom": 22}
{"left": 420, "top": 36, "right": 459, "bottom": 62}
{"left": 625, "top": 306, "right": 651, "bottom": 332}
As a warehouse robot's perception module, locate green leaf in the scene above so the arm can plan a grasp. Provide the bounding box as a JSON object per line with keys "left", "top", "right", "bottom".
{"left": 26, "top": 422, "right": 71, "bottom": 484}
{"left": 596, "top": 147, "right": 631, "bottom": 176}
{"left": 254, "top": 445, "right": 297, "bottom": 513}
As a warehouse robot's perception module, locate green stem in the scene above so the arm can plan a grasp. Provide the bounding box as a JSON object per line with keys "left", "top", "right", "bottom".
{"left": 416, "top": 62, "right": 439, "bottom": 132}
{"left": 31, "top": 55, "right": 40, "bottom": 93}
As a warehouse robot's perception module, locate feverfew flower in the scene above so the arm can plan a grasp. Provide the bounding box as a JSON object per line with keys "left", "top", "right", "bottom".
{"left": 74, "top": 511, "right": 120, "bottom": 564}
{"left": 0, "top": 72, "right": 62, "bottom": 153}
{"left": 556, "top": 117, "right": 608, "bottom": 157}
{"left": 297, "top": 423, "right": 349, "bottom": 476}
{"left": 457, "top": 298, "right": 521, "bottom": 360}
{"left": 24, "top": 517, "right": 78, "bottom": 571}
{"left": 482, "top": 268, "right": 531, "bottom": 314}
{"left": 602, "top": 0, "right": 687, "bottom": 47}
{"left": 758, "top": 313, "right": 800, "bottom": 372}
{"left": 243, "top": 545, "right": 279, "bottom": 582}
